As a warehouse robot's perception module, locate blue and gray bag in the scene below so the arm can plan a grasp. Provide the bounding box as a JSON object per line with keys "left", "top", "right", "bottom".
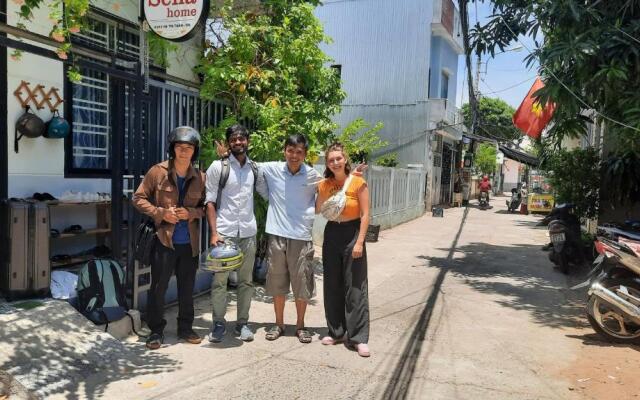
{"left": 76, "top": 259, "right": 128, "bottom": 326}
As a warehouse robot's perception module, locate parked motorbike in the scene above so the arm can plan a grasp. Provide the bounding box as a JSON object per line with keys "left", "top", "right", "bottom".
{"left": 479, "top": 191, "right": 489, "bottom": 210}
{"left": 539, "top": 203, "right": 583, "bottom": 273}
{"left": 572, "top": 236, "right": 640, "bottom": 344}
{"left": 505, "top": 189, "right": 522, "bottom": 212}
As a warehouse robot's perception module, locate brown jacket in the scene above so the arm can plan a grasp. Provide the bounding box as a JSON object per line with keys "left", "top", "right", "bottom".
{"left": 133, "top": 160, "right": 206, "bottom": 257}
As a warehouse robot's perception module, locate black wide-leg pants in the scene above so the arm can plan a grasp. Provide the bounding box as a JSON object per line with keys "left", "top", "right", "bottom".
{"left": 147, "top": 242, "right": 198, "bottom": 335}
{"left": 322, "top": 219, "right": 370, "bottom": 344}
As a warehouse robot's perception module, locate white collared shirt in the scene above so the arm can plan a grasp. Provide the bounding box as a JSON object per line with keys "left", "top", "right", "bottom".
{"left": 205, "top": 154, "right": 260, "bottom": 238}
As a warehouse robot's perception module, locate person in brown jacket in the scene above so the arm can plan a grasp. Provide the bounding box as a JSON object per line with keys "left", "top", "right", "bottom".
{"left": 133, "top": 126, "right": 206, "bottom": 350}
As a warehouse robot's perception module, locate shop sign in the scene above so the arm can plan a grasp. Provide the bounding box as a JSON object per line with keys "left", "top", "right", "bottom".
{"left": 143, "top": 0, "right": 210, "bottom": 41}
{"left": 528, "top": 193, "right": 555, "bottom": 213}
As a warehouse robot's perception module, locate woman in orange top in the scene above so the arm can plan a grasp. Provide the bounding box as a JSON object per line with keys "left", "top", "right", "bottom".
{"left": 316, "top": 143, "right": 371, "bottom": 357}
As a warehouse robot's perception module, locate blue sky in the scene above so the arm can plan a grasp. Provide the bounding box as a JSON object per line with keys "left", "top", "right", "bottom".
{"left": 455, "top": 1, "right": 540, "bottom": 109}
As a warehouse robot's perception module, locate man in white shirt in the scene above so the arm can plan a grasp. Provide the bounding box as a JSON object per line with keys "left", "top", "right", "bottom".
{"left": 205, "top": 125, "right": 262, "bottom": 342}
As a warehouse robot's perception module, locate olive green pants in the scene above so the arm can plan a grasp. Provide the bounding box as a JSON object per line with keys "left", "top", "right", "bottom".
{"left": 211, "top": 235, "right": 256, "bottom": 325}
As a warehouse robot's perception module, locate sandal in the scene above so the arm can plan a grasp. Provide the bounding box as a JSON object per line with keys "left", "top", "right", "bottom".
{"left": 295, "top": 328, "right": 313, "bottom": 344}
{"left": 265, "top": 325, "right": 285, "bottom": 341}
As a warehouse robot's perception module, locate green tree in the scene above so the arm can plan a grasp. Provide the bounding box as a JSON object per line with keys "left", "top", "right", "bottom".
{"left": 469, "top": 0, "right": 640, "bottom": 203}
{"left": 198, "top": 0, "right": 344, "bottom": 164}
{"left": 461, "top": 97, "right": 521, "bottom": 143}
{"left": 335, "top": 119, "right": 386, "bottom": 163}
{"left": 542, "top": 148, "right": 601, "bottom": 219}
{"left": 475, "top": 143, "right": 497, "bottom": 174}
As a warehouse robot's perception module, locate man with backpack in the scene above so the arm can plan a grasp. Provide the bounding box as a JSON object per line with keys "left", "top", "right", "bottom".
{"left": 205, "top": 124, "right": 262, "bottom": 343}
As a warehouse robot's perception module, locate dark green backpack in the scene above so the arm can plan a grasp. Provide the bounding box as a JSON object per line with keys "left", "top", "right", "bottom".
{"left": 76, "top": 259, "right": 127, "bottom": 325}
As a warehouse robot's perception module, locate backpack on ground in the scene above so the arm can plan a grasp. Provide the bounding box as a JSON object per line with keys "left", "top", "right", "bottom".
{"left": 76, "top": 259, "right": 128, "bottom": 326}
{"left": 215, "top": 157, "right": 258, "bottom": 210}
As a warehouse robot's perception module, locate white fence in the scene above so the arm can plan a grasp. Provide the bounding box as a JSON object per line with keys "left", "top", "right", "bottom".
{"left": 365, "top": 166, "right": 427, "bottom": 229}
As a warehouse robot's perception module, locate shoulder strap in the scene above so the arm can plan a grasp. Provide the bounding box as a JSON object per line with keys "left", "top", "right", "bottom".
{"left": 249, "top": 160, "right": 258, "bottom": 190}
{"left": 215, "top": 158, "right": 230, "bottom": 210}
{"left": 107, "top": 260, "right": 127, "bottom": 308}
{"left": 341, "top": 174, "right": 354, "bottom": 195}
{"left": 86, "top": 259, "right": 105, "bottom": 311}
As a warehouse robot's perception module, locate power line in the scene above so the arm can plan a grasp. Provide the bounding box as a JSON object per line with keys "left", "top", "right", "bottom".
{"left": 498, "top": 15, "right": 640, "bottom": 133}
{"left": 481, "top": 76, "right": 536, "bottom": 95}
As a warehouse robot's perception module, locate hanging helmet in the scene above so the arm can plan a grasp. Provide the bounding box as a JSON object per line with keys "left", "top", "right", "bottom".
{"left": 44, "top": 110, "right": 70, "bottom": 139}
{"left": 14, "top": 107, "right": 45, "bottom": 153}
{"left": 200, "top": 242, "right": 244, "bottom": 273}
{"left": 167, "top": 126, "right": 200, "bottom": 161}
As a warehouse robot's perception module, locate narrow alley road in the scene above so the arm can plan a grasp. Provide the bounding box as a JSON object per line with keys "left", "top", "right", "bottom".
{"left": 52, "top": 197, "right": 640, "bottom": 399}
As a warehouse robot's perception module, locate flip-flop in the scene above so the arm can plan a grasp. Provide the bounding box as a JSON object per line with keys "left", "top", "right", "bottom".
{"left": 265, "top": 325, "right": 285, "bottom": 341}
{"left": 295, "top": 328, "right": 313, "bottom": 344}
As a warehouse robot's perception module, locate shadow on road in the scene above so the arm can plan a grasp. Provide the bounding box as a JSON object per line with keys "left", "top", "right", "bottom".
{"left": 420, "top": 241, "right": 590, "bottom": 330}
{"left": 565, "top": 334, "right": 640, "bottom": 351}
{"left": 381, "top": 207, "right": 470, "bottom": 400}
{"left": 0, "top": 301, "right": 179, "bottom": 399}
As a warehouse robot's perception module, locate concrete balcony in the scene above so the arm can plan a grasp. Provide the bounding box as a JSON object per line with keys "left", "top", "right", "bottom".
{"left": 432, "top": 0, "right": 464, "bottom": 54}
{"left": 428, "top": 98, "right": 464, "bottom": 140}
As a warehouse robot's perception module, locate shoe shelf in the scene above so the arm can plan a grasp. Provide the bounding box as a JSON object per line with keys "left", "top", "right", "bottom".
{"left": 51, "top": 254, "right": 96, "bottom": 268}
{"left": 52, "top": 228, "right": 112, "bottom": 239}
{"left": 49, "top": 202, "right": 113, "bottom": 270}
{"left": 49, "top": 201, "right": 111, "bottom": 207}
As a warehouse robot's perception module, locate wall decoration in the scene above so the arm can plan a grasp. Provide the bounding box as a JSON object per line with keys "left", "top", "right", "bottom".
{"left": 13, "top": 80, "right": 64, "bottom": 112}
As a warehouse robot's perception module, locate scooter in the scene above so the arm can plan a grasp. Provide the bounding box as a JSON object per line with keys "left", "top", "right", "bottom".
{"left": 505, "top": 189, "right": 522, "bottom": 212}
{"left": 479, "top": 191, "right": 489, "bottom": 210}
{"left": 572, "top": 236, "right": 640, "bottom": 344}
{"left": 539, "top": 203, "right": 583, "bottom": 273}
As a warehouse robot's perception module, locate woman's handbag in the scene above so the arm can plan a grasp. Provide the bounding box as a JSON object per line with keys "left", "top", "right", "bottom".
{"left": 320, "top": 174, "right": 354, "bottom": 221}
{"left": 312, "top": 213, "right": 328, "bottom": 247}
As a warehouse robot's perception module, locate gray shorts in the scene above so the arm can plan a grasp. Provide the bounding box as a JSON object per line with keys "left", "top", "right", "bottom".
{"left": 265, "top": 235, "right": 315, "bottom": 301}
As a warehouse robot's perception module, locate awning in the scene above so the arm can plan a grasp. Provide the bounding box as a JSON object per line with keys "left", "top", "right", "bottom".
{"left": 499, "top": 145, "right": 539, "bottom": 167}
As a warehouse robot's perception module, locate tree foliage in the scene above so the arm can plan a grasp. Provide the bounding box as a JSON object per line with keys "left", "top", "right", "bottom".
{"left": 335, "top": 119, "right": 386, "bottom": 163}
{"left": 198, "top": 0, "right": 343, "bottom": 163}
{"left": 475, "top": 143, "right": 497, "bottom": 174}
{"left": 541, "top": 148, "right": 601, "bottom": 219}
{"left": 469, "top": 0, "right": 640, "bottom": 204}
{"left": 461, "top": 97, "right": 521, "bottom": 143}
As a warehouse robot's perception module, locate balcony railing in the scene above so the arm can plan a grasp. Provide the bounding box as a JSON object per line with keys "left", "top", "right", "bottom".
{"left": 428, "top": 98, "right": 463, "bottom": 127}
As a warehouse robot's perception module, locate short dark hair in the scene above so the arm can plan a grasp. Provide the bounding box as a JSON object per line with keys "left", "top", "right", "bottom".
{"left": 225, "top": 124, "right": 249, "bottom": 142}
{"left": 283, "top": 133, "right": 308, "bottom": 151}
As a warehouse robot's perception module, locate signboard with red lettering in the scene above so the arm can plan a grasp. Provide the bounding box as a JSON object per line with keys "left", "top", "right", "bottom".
{"left": 143, "top": 0, "right": 209, "bottom": 41}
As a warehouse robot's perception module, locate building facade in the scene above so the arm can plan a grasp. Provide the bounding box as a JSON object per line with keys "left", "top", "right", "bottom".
{"left": 315, "top": 0, "right": 465, "bottom": 208}
{"left": 1, "top": 0, "right": 219, "bottom": 307}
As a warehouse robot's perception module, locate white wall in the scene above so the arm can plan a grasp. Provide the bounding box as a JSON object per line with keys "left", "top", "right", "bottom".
{"left": 5, "top": 1, "right": 204, "bottom": 197}
{"left": 502, "top": 158, "right": 521, "bottom": 192}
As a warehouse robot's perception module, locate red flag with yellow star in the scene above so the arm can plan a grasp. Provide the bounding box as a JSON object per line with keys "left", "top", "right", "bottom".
{"left": 512, "top": 77, "right": 556, "bottom": 139}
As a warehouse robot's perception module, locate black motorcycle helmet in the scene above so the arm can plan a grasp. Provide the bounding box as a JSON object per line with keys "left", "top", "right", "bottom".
{"left": 14, "top": 106, "right": 45, "bottom": 153}
{"left": 167, "top": 126, "right": 200, "bottom": 162}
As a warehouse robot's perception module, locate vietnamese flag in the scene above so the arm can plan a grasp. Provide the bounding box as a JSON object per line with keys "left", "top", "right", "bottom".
{"left": 512, "top": 77, "right": 556, "bottom": 139}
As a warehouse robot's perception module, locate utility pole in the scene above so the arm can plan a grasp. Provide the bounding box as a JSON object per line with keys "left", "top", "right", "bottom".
{"left": 475, "top": 54, "right": 481, "bottom": 102}
{"left": 458, "top": 0, "right": 478, "bottom": 135}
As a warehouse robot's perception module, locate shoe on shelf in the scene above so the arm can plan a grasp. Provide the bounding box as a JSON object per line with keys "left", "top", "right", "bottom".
{"left": 208, "top": 321, "right": 226, "bottom": 343}
{"left": 178, "top": 329, "right": 202, "bottom": 344}
{"left": 146, "top": 333, "right": 164, "bottom": 350}
{"left": 234, "top": 324, "right": 254, "bottom": 342}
